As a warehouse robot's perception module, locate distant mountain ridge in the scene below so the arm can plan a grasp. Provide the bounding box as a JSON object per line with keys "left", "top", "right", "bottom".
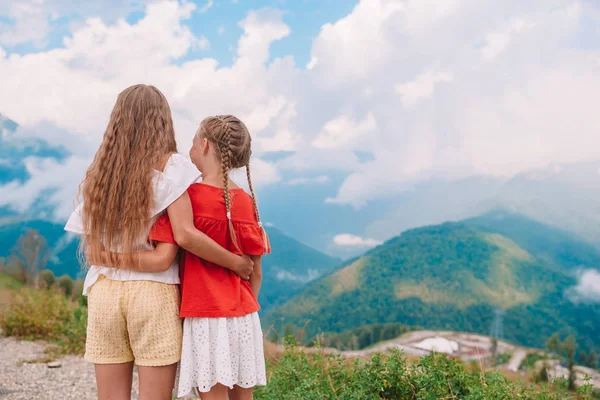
{"left": 260, "top": 227, "right": 341, "bottom": 311}
{"left": 267, "top": 211, "right": 600, "bottom": 352}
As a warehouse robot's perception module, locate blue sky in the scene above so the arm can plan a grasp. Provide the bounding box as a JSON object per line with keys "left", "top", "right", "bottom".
{"left": 1, "top": 0, "right": 600, "bottom": 257}
{"left": 180, "top": 0, "right": 357, "bottom": 68}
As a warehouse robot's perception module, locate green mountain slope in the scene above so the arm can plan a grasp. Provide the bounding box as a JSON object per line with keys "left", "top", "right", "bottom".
{"left": 465, "top": 210, "right": 600, "bottom": 269}
{"left": 266, "top": 211, "right": 600, "bottom": 351}
{"left": 0, "top": 221, "right": 339, "bottom": 311}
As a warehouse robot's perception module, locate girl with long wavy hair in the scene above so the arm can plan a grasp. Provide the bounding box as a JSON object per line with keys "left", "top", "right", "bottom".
{"left": 64, "top": 85, "right": 253, "bottom": 400}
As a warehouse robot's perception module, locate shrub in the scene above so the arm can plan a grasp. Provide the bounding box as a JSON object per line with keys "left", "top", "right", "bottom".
{"left": 72, "top": 279, "right": 87, "bottom": 307}
{"left": 521, "top": 352, "right": 547, "bottom": 371}
{"left": 0, "top": 288, "right": 87, "bottom": 355}
{"left": 39, "top": 270, "right": 56, "bottom": 288}
{"left": 2, "top": 261, "right": 27, "bottom": 285}
{"left": 535, "top": 362, "right": 549, "bottom": 383}
{"left": 313, "top": 323, "right": 416, "bottom": 350}
{"left": 255, "top": 342, "right": 597, "bottom": 400}
{"left": 56, "top": 275, "right": 74, "bottom": 297}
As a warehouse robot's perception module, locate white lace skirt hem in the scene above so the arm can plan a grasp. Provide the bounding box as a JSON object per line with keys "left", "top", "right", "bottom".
{"left": 176, "top": 312, "right": 266, "bottom": 397}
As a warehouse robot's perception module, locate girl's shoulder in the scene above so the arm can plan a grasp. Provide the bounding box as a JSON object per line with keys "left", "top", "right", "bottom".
{"left": 188, "top": 182, "right": 246, "bottom": 197}
{"left": 188, "top": 183, "right": 257, "bottom": 222}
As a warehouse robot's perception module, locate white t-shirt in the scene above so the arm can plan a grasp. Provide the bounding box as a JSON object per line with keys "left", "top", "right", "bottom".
{"left": 64, "top": 153, "right": 201, "bottom": 295}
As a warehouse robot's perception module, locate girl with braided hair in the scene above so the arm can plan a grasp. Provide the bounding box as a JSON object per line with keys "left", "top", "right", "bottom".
{"left": 134, "top": 115, "right": 270, "bottom": 399}
{"left": 64, "top": 86, "right": 254, "bottom": 400}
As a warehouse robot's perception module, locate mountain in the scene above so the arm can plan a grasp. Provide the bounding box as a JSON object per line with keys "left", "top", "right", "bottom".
{"left": 464, "top": 211, "right": 600, "bottom": 270}
{"left": 266, "top": 211, "right": 600, "bottom": 352}
{"left": 365, "top": 162, "right": 600, "bottom": 253}
{"left": 260, "top": 227, "right": 341, "bottom": 311}
{"left": 488, "top": 161, "right": 600, "bottom": 248}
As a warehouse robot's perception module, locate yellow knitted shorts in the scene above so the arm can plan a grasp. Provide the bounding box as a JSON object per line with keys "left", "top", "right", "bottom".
{"left": 85, "top": 276, "right": 182, "bottom": 366}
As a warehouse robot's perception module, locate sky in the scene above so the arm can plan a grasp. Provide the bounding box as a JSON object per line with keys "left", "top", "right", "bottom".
{"left": 1, "top": 0, "right": 600, "bottom": 258}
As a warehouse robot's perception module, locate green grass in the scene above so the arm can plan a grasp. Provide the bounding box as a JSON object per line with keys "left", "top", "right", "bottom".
{"left": 0, "top": 272, "right": 22, "bottom": 290}
{"left": 0, "top": 272, "right": 22, "bottom": 311}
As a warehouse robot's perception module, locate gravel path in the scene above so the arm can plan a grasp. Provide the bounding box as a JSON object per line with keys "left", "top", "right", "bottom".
{"left": 0, "top": 336, "right": 140, "bottom": 400}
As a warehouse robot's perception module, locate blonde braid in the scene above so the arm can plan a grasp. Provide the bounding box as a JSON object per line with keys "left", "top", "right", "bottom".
{"left": 199, "top": 114, "right": 268, "bottom": 254}
{"left": 246, "top": 162, "right": 270, "bottom": 253}
{"left": 246, "top": 162, "right": 261, "bottom": 225}
{"left": 218, "top": 119, "right": 242, "bottom": 253}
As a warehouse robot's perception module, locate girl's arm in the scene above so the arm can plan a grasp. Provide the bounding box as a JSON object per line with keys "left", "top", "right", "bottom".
{"left": 167, "top": 191, "right": 254, "bottom": 280}
{"left": 87, "top": 242, "right": 178, "bottom": 273}
{"left": 249, "top": 256, "right": 262, "bottom": 298}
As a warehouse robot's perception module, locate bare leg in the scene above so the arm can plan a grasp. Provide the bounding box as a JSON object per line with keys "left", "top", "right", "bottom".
{"left": 137, "top": 364, "right": 178, "bottom": 400}
{"left": 229, "top": 386, "right": 253, "bottom": 400}
{"left": 95, "top": 363, "right": 134, "bottom": 400}
{"left": 200, "top": 383, "right": 230, "bottom": 400}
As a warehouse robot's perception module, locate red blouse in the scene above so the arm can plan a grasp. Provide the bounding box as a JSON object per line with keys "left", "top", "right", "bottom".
{"left": 149, "top": 183, "right": 270, "bottom": 318}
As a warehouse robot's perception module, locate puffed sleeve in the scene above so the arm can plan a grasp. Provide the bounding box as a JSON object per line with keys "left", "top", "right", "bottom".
{"left": 151, "top": 153, "right": 201, "bottom": 218}
{"left": 233, "top": 222, "right": 272, "bottom": 256}
{"left": 64, "top": 203, "right": 84, "bottom": 234}
{"left": 149, "top": 214, "right": 176, "bottom": 244}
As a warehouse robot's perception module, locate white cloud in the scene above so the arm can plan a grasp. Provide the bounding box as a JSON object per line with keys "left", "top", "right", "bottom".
{"left": 568, "top": 269, "right": 600, "bottom": 303}
{"left": 2, "top": 0, "right": 600, "bottom": 217}
{"left": 0, "top": 1, "right": 288, "bottom": 219}
{"left": 0, "top": 1, "right": 51, "bottom": 47}
{"left": 333, "top": 233, "right": 382, "bottom": 248}
{"left": 287, "top": 175, "right": 330, "bottom": 185}
{"left": 313, "top": 0, "right": 600, "bottom": 207}
{"left": 198, "top": 0, "right": 213, "bottom": 13}
{"left": 396, "top": 70, "right": 453, "bottom": 107}
{"left": 0, "top": 0, "right": 146, "bottom": 47}
{"left": 481, "top": 17, "right": 535, "bottom": 61}
{"left": 0, "top": 155, "right": 91, "bottom": 219}
{"left": 276, "top": 269, "right": 322, "bottom": 283}
{"left": 312, "top": 113, "right": 377, "bottom": 150}
{"left": 231, "top": 157, "right": 281, "bottom": 190}
{"left": 306, "top": 56, "right": 318, "bottom": 70}
{"left": 237, "top": 8, "right": 290, "bottom": 63}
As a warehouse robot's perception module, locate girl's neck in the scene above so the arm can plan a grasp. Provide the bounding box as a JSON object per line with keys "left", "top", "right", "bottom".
{"left": 200, "top": 160, "right": 221, "bottom": 182}
{"left": 201, "top": 169, "right": 240, "bottom": 189}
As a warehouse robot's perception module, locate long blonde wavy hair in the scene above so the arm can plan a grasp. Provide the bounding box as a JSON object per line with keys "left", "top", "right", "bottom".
{"left": 80, "top": 84, "right": 177, "bottom": 268}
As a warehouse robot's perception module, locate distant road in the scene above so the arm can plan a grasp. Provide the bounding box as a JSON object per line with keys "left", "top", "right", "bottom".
{"left": 507, "top": 349, "right": 527, "bottom": 372}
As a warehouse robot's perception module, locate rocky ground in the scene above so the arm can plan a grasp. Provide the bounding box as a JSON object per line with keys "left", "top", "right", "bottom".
{"left": 0, "top": 336, "right": 139, "bottom": 400}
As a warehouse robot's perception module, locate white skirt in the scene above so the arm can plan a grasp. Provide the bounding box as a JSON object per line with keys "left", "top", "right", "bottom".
{"left": 177, "top": 312, "right": 266, "bottom": 397}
